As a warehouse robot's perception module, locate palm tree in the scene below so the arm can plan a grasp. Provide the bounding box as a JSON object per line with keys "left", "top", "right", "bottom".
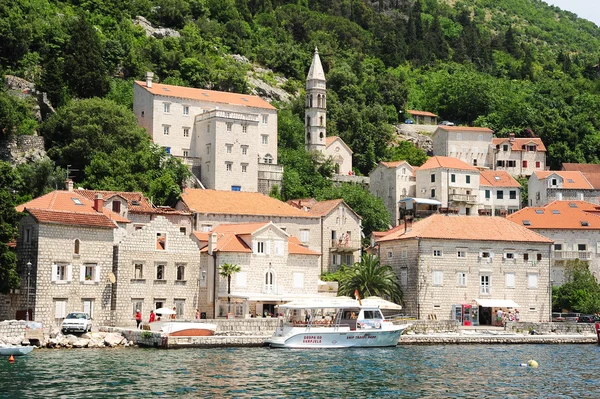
{"left": 338, "top": 253, "right": 403, "bottom": 305}
{"left": 219, "top": 263, "right": 241, "bottom": 314}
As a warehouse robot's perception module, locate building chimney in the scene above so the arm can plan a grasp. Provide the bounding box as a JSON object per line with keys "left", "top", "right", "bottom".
{"left": 94, "top": 193, "right": 104, "bottom": 212}
{"left": 509, "top": 133, "right": 515, "bottom": 142}
{"left": 208, "top": 233, "right": 218, "bottom": 255}
{"left": 145, "top": 71, "right": 154, "bottom": 88}
{"left": 65, "top": 179, "right": 74, "bottom": 192}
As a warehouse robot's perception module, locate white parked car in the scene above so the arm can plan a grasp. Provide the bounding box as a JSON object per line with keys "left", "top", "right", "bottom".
{"left": 61, "top": 312, "right": 92, "bottom": 333}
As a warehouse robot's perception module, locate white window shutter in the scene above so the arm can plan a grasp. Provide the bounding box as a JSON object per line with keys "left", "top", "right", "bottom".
{"left": 266, "top": 241, "right": 271, "bottom": 255}
{"left": 94, "top": 265, "right": 101, "bottom": 282}
{"left": 51, "top": 264, "right": 58, "bottom": 282}
{"left": 67, "top": 264, "right": 73, "bottom": 281}
{"left": 80, "top": 266, "right": 85, "bottom": 282}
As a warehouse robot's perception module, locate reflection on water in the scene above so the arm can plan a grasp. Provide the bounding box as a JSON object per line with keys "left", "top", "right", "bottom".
{"left": 1, "top": 345, "right": 600, "bottom": 398}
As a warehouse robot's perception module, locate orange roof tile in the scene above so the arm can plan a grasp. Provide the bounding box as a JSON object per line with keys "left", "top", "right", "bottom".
{"left": 407, "top": 110, "right": 438, "bottom": 117}
{"left": 211, "top": 222, "right": 270, "bottom": 235}
{"left": 492, "top": 137, "right": 546, "bottom": 152}
{"left": 418, "top": 156, "right": 479, "bottom": 171}
{"left": 193, "top": 231, "right": 209, "bottom": 242}
{"left": 507, "top": 201, "right": 600, "bottom": 230}
{"left": 26, "top": 209, "right": 117, "bottom": 229}
{"left": 286, "top": 198, "right": 318, "bottom": 210}
{"left": 533, "top": 171, "right": 594, "bottom": 189}
{"left": 436, "top": 126, "right": 494, "bottom": 133}
{"left": 288, "top": 236, "right": 320, "bottom": 255}
{"left": 17, "top": 190, "right": 127, "bottom": 227}
{"left": 581, "top": 173, "right": 600, "bottom": 189}
{"left": 479, "top": 171, "right": 521, "bottom": 188}
{"left": 377, "top": 214, "right": 552, "bottom": 243}
{"left": 135, "top": 81, "right": 276, "bottom": 110}
{"left": 180, "top": 189, "right": 317, "bottom": 218}
{"left": 306, "top": 199, "right": 344, "bottom": 217}
{"left": 562, "top": 163, "right": 600, "bottom": 173}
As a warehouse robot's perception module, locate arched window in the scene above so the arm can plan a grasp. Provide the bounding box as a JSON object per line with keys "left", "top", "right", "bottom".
{"left": 74, "top": 239, "right": 80, "bottom": 255}
{"left": 317, "top": 94, "right": 322, "bottom": 108}
{"left": 306, "top": 116, "right": 310, "bottom": 126}
{"left": 319, "top": 132, "right": 324, "bottom": 139}
{"left": 334, "top": 164, "right": 340, "bottom": 174}
{"left": 323, "top": 95, "right": 326, "bottom": 108}
{"left": 306, "top": 132, "right": 311, "bottom": 142}
{"left": 263, "top": 154, "right": 273, "bottom": 164}
{"left": 319, "top": 116, "right": 323, "bottom": 126}
{"left": 264, "top": 271, "right": 274, "bottom": 293}
{"left": 309, "top": 95, "right": 313, "bottom": 108}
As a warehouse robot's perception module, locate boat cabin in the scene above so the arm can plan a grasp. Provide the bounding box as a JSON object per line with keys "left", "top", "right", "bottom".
{"left": 281, "top": 305, "right": 385, "bottom": 331}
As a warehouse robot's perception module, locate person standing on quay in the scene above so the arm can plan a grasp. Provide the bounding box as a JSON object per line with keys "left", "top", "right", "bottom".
{"left": 135, "top": 309, "right": 142, "bottom": 329}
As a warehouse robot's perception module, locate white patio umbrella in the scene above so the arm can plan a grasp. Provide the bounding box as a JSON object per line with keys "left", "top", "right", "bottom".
{"left": 154, "top": 307, "right": 176, "bottom": 316}
{"left": 362, "top": 296, "right": 402, "bottom": 310}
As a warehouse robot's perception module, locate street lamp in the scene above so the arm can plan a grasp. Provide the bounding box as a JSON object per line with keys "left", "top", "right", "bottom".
{"left": 26, "top": 261, "right": 31, "bottom": 322}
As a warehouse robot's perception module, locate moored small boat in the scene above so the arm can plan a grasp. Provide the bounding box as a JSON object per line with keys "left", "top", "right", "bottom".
{"left": 595, "top": 323, "right": 600, "bottom": 344}
{"left": 0, "top": 345, "right": 35, "bottom": 356}
{"left": 158, "top": 322, "right": 217, "bottom": 336}
{"left": 264, "top": 298, "right": 410, "bottom": 349}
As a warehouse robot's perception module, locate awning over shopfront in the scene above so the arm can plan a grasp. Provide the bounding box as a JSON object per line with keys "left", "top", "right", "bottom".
{"left": 474, "top": 299, "right": 521, "bottom": 308}
{"left": 398, "top": 198, "right": 442, "bottom": 207}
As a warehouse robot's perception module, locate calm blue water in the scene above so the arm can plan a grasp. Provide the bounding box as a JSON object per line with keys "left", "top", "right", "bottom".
{"left": 1, "top": 345, "right": 600, "bottom": 398}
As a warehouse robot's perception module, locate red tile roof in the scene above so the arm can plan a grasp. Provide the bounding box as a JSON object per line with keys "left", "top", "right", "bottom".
{"left": 492, "top": 137, "right": 546, "bottom": 152}
{"left": 377, "top": 214, "right": 552, "bottom": 243}
{"left": 561, "top": 163, "right": 600, "bottom": 173}
{"left": 418, "top": 156, "right": 479, "bottom": 171}
{"left": 134, "top": 81, "right": 276, "bottom": 110}
{"left": 479, "top": 171, "right": 521, "bottom": 188}
{"left": 407, "top": 110, "right": 438, "bottom": 117}
{"left": 180, "top": 189, "right": 317, "bottom": 218}
{"left": 288, "top": 236, "right": 320, "bottom": 255}
{"left": 306, "top": 199, "right": 344, "bottom": 217}
{"left": 533, "top": 171, "right": 594, "bottom": 189}
{"left": 507, "top": 201, "right": 600, "bottom": 230}
{"left": 17, "top": 190, "right": 126, "bottom": 228}
{"left": 581, "top": 173, "right": 600, "bottom": 189}
{"left": 76, "top": 189, "right": 191, "bottom": 215}
{"left": 436, "top": 126, "right": 494, "bottom": 133}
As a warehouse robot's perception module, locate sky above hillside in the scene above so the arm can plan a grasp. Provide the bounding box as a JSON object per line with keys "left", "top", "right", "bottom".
{"left": 547, "top": 0, "right": 600, "bottom": 27}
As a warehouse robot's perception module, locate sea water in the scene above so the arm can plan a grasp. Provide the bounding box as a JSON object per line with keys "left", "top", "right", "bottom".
{"left": 1, "top": 345, "right": 599, "bottom": 398}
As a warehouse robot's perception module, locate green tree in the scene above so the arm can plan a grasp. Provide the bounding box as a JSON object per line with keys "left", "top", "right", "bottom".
{"left": 63, "top": 15, "right": 110, "bottom": 99}
{"left": 337, "top": 254, "right": 402, "bottom": 305}
{"left": 386, "top": 141, "right": 428, "bottom": 166}
{"left": 0, "top": 89, "right": 38, "bottom": 137}
{"left": 0, "top": 161, "right": 20, "bottom": 294}
{"left": 219, "top": 263, "right": 241, "bottom": 313}
{"left": 553, "top": 260, "right": 600, "bottom": 314}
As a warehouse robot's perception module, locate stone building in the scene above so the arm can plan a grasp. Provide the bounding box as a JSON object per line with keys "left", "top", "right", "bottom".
{"left": 194, "top": 222, "right": 321, "bottom": 318}
{"left": 287, "top": 199, "right": 363, "bottom": 273}
{"left": 369, "top": 161, "right": 416, "bottom": 226}
{"left": 527, "top": 171, "right": 600, "bottom": 206}
{"left": 133, "top": 73, "right": 282, "bottom": 194}
{"left": 7, "top": 189, "right": 126, "bottom": 328}
{"left": 491, "top": 134, "right": 546, "bottom": 176}
{"left": 112, "top": 216, "right": 201, "bottom": 326}
{"left": 4, "top": 184, "right": 200, "bottom": 328}
{"left": 432, "top": 126, "right": 494, "bottom": 168}
{"left": 407, "top": 110, "right": 438, "bottom": 125}
{"left": 304, "top": 48, "right": 353, "bottom": 176}
{"left": 507, "top": 201, "right": 600, "bottom": 286}
{"left": 375, "top": 215, "right": 553, "bottom": 323}
{"left": 415, "top": 156, "right": 481, "bottom": 215}
{"left": 478, "top": 170, "right": 522, "bottom": 216}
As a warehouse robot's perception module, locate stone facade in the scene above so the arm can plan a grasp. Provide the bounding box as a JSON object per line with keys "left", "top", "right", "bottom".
{"left": 432, "top": 126, "right": 495, "bottom": 169}
{"left": 369, "top": 161, "right": 416, "bottom": 226}
{"left": 491, "top": 136, "right": 546, "bottom": 176}
{"left": 198, "top": 223, "right": 320, "bottom": 319}
{"left": 113, "top": 216, "right": 201, "bottom": 327}
{"left": 133, "top": 75, "right": 281, "bottom": 194}
{"left": 318, "top": 203, "right": 362, "bottom": 273}
{"left": 379, "top": 237, "right": 552, "bottom": 323}
{"left": 6, "top": 215, "right": 116, "bottom": 329}
{"left": 528, "top": 171, "right": 600, "bottom": 207}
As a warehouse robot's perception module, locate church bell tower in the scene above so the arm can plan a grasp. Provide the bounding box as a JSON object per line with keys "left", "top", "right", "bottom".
{"left": 305, "top": 47, "right": 327, "bottom": 153}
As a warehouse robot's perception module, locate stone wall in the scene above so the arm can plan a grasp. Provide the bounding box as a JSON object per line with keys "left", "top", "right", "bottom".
{"left": 0, "top": 135, "right": 46, "bottom": 165}
{"left": 402, "top": 319, "right": 459, "bottom": 334}
{"left": 0, "top": 321, "right": 27, "bottom": 340}
{"left": 505, "top": 321, "right": 596, "bottom": 334}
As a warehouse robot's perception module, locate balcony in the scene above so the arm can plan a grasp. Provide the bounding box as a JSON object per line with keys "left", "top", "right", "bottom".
{"left": 553, "top": 250, "right": 592, "bottom": 260}
{"left": 195, "top": 110, "right": 259, "bottom": 123}
{"left": 449, "top": 193, "right": 478, "bottom": 204}
{"left": 330, "top": 239, "right": 361, "bottom": 252}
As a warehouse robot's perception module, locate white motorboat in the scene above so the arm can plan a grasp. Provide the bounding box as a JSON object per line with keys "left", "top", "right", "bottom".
{"left": 264, "top": 298, "right": 411, "bottom": 348}
{"left": 0, "top": 345, "right": 35, "bottom": 356}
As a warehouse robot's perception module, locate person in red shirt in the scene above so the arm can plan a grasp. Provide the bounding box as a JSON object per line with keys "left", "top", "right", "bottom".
{"left": 135, "top": 310, "right": 142, "bottom": 329}
{"left": 149, "top": 310, "right": 156, "bottom": 323}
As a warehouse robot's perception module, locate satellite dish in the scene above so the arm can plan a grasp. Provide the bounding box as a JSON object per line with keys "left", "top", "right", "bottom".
{"left": 108, "top": 272, "right": 116, "bottom": 284}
